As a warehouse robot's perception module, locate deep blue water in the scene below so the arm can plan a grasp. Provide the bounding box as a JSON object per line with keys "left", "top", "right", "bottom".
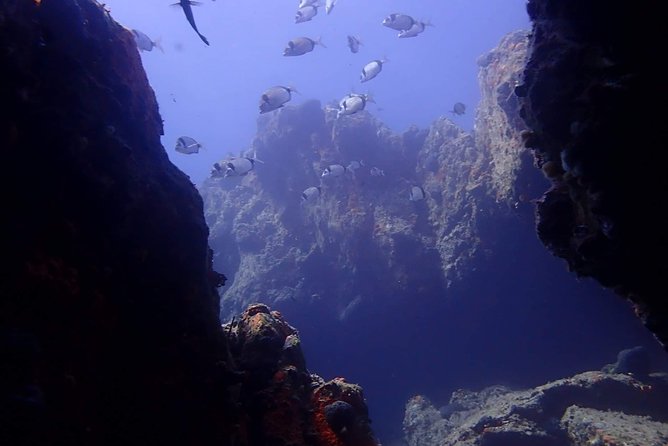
{"left": 105, "top": 1, "right": 667, "bottom": 444}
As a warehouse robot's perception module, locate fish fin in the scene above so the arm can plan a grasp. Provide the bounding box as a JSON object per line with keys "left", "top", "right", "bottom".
{"left": 153, "top": 37, "right": 164, "bottom": 53}
{"left": 252, "top": 150, "right": 265, "bottom": 164}
{"left": 189, "top": 1, "right": 203, "bottom": 5}
{"left": 287, "top": 86, "right": 300, "bottom": 95}
{"left": 198, "top": 32, "right": 210, "bottom": 45}
{"left": 316, "top": 36, "right": 327, "bottom": 48}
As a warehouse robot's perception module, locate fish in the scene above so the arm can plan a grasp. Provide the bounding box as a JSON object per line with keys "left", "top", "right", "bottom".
{"left": 298, "top": 0, "right": 318, "bottom": 7}
{"left": 283, "top": 37, "right": 326, "bottom": 56}
{"left": 212, "top": 154, "right": 263, "bottom": 178}
{"left": 346, "top": 160, "right": 364, "bottom": 172}
{"left": 295, "top": 5, "right": 319, "bottom": 23}
{"left": 175, "top": 136, "right": 202, "bottom": 154}
{"left": 172, "top": 0, "right": 209, "bottom": 46}
{"left": 450, "top": 102, "right": 466, "bottom": 115}
{"left": 409, "top": 185, "right": 426, "bottom": 201}
{"left": 360, "top": 58, "right": 387, "bottom": 83}
{"left": 347, "top": 35, "right": 362, "bottom": 53}
{"left": 382, "top": 13, "right": 416, "bottom": 31}
{"left": 259, "top": 86, "right": 297, "bottom": 114}
{"left": 301, "top": 186, "right": 322, "bottom": 202}
{"left": 398, "top": 20, "right": 432, "bottom": 38}
{"left": 321, "top": 164, "right": 347, "bottom": 178}
{"left": 338, "top": 93, "right": 374, "bottom": 117}
{"left": 325, "top": 0, "right": 337, "bottom": 14}
{"left": 370, "top": 167, "right": 385, "bottom": 177}
{"left": 131, "top": 29, "right": 163, "bottom": 52}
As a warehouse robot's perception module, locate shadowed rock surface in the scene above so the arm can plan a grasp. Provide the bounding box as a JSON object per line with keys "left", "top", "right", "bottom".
{"left": 1, "top": 1, "right": 230, "bottom": 444}
{"left": 404, "top": 360, "right": 668, "bottom": 446}
{"left": 518, "top": 0, "right": 668, "bottom": 347}
{"left": 0, "top": 2, "right": 377, "bottom": 445}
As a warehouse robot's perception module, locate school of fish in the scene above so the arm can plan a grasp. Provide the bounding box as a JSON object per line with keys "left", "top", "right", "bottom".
{"left": 129, "top": 1, "right": 466, "bottom": 204}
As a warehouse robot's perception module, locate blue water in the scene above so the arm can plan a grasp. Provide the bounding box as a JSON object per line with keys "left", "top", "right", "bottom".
{"left": 104, "top": 1, "right": 667, "bottom": 444}
{"left": 105, "top": 0, "right": 529, "bottom": 185}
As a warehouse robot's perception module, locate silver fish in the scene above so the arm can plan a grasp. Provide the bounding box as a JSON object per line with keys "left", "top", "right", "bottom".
{"left": 175, "top": 136, "right": 201, "bottom": 154}
{"left": 360, "top": 59, "right": 387, "bottom": 83}
{"left": 370, "top": 167, "right": 385, "bottom": 177}
{"left": 338, "top": 93, "right": 374, "bottom": 117}
{"left": 298, "top": 0, "right": 318, "bottom": 8}
{"left": 322, "top": 164, "right": 347, "bottom": 178}
{"left": 382, "top": 13, "right": 415, "bottom": 31}
{"left": 259, "top": 86, "right": 297, "bottom": 114}
{"left": 325, "top": 0, "right": 337, "bottom": 14}
{"left": 131, "top": 29, "right": 163, "bottom": 52}
{"left": 301, "top": 186, "right": 322, "bottom": 202}
{"left": 295, "top": 5, "right": 319, "bottom": 23}
{"left": 347, "top": 35, "right": 362, "bottom": 53}
{"left": 283, "top": 37, "right": 326, "bottom": 56}
{"left": 409, "top": 185, "right": 426, "bottom": 201}
{"left": 398, "top": 20, "right": 431, "bottom": 38}
{"left": 346, "top": 160, "right": 364, "bottom": 172}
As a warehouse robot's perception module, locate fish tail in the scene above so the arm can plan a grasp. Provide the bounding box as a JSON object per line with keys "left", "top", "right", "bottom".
{"left": 154, "top": 36, "right": 164, "bottom": 53}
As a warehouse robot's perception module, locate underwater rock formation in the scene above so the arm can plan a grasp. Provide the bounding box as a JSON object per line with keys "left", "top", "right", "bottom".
{"left": 224, "top": 303, "right": 378, "bottom": 446}
{"left": 0, "top": 2, "right": 376, "bottom": 445}
{"left": 518, "top": 1, "right": 668, "bottom": 347}
{"left": 203, "top": 31, "right": 533, "bottom": 318}
{"left": 403, "top": 355, "right": 668, "bottom": 446}
{"left": 0, "top": 1, "right": 231, "bottom": 444}
{"left": 475, "top": 30, "right": 537, "bottom": 204}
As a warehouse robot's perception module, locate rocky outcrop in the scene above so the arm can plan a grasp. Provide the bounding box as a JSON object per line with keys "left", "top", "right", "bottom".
{"left": 203, "top": 31, "right": 533, "bottom": 318}
{"left": 475, "top": 30, "right": 534, "bottom": 204}
{"left": 1, "top": 1, "right": 230, "bottom": 444}
{"left": 404, "top": 362, "right": 668, "bottom": 446}
{"left": 518, "top": 0, "right": 668, "bottom": 347}
{"left": 0, "top": 2, "right": 376, "bottom": 445}
{"left": 224, "top": 304, "right": 377, "bottom": 446}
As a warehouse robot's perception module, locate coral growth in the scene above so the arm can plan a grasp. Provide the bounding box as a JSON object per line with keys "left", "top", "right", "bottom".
{"left": 224, "top": 304, "right": 379, "bottom": 446}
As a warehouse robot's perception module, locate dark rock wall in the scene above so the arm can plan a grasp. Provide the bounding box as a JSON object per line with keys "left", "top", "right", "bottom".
{"left": 519, "top": 0, "right": 668, "bottom": 347}
{"left": 0, "top": 1, "right": 233, "bottom": 444}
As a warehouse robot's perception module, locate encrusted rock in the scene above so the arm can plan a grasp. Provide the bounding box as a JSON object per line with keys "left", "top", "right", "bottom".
{"left": 224, "top": 305, "right": 378, "bottom": 446}
{"left": 562, "top": 406, "right": 668, "bottom": 446}
{"left": 403, "top": 369, "right": 668, "bottom": 446}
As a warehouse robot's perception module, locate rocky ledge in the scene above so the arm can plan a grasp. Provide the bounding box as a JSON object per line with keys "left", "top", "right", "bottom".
{"left": 404, "top": 348, "right": 668, "bottom": 446}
